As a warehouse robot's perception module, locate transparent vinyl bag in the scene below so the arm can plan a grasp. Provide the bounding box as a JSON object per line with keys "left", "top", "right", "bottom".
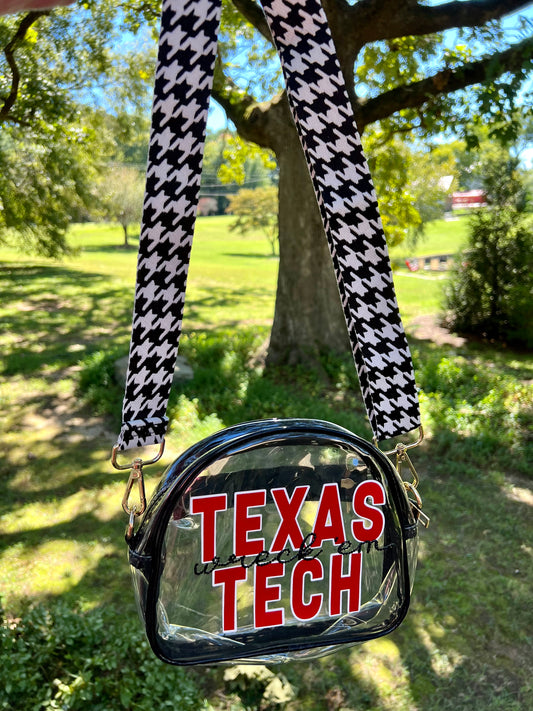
{"left": 128, "top": 419, "right": 419, "bottom": 665}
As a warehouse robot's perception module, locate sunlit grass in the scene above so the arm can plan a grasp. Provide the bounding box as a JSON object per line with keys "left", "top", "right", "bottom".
{"left": 390, "top": 215, "right": 469, "bottom": 258}
{"left": 393, "top": 271, "right": 445, "bottom": 322}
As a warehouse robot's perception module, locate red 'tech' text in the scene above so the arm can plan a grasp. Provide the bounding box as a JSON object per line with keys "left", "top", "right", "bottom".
{"left": 189, "top": 480, "right": 387, "bottom": 633}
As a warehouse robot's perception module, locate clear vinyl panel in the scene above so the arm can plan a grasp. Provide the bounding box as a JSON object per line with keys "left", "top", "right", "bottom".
{"left": 154, "top": 441, "right": 409, "bottom": 662}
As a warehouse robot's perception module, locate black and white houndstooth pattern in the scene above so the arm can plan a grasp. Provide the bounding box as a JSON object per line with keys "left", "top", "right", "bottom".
{"left": 116, "top": 0, "right": 221, "bottom": 450}
{"left": 116, "top": 0, "right": 420, "bottom": 451}
{"left": 260, "top": 0, "right": 420, "bottom": 438}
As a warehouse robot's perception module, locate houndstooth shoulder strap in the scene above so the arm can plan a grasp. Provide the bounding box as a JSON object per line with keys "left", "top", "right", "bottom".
{"left": 114, "top": 0, "right": 421, "bottom": 452}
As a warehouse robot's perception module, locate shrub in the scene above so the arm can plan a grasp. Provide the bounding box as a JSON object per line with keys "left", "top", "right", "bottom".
{"left": 444, "top": 154, "right": 533, "bottom": 347}
{"left": 0, "top": 601, "right": 207, "bottom": 711}
{"left": 77, "top": 348, "right": 125, "bottom": 420}
{"left": 412, "top": 349, "right": 532, "bottom": 474}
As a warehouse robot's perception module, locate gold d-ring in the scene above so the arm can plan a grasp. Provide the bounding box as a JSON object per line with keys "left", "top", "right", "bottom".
{"left": 111, "top": 440, "right": 166, "bottom": 471}
{"left": 376, "top": 425, "right": 424, "bottom": 457}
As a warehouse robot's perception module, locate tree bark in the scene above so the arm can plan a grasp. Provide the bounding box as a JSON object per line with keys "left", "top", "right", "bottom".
{"left": 214, "top": 75, "right": 348, "bottom": 365}
{"left": 266, "top": 131, "right": 349, "bottom": 366}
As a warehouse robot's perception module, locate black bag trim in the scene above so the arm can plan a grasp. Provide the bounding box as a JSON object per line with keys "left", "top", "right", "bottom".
{"left": 128, "top": 418, "right": 417, "bottom": 665}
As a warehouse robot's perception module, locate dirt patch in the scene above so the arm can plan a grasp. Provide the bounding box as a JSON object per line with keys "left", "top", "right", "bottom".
{"left": 409, "top": 314, "right": 466, "bottom": 347}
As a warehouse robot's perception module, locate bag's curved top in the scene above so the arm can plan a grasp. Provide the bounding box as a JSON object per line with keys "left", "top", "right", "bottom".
{"left": 128, "top": 419, "right": 419, "bottom": 665}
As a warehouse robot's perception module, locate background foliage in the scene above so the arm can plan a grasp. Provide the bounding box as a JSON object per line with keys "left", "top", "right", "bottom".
{"left": 445, "top": 151, "right": 533, "bottom": 346}
{"left": 0, "top": 602, "right": 206, "bottom": 711}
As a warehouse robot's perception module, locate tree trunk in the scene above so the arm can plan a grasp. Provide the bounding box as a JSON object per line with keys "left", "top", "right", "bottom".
{"left": 266, "top": 132, "right": 349, "bottom": 367}
{"left": 122, "top": 223, "right": 129, "bottom": 248}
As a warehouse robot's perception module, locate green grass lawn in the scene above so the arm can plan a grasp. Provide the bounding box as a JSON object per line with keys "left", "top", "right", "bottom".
{"left": 1, "top": 218, "right": 532, "bottom": 711}
{"left": 64, "top": 216, "right": 449, "bottom": 327}
{"left": 67, "top": 217, "right": 279, "bottom": 329}
{"left": 389, "top": 216, "right": 469, "bottom": 259}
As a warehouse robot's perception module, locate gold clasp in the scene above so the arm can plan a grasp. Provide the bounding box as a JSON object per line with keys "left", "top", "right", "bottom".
{"left": 395, "top": 445, "right": 420, "bottom": 490}
{"left": 121, "top": 458, "right": 147, "bottom": 516}
{"left": 377, "top": 425, "right": 424, "bottom": 457}
{"left": 111, "top": 441, "right": 165, "bottom": 535}
{"left": 111, "top": 440, "right": 165, "bottom": 471}
{"left": 125, "top": 508, "right": 137, "bottom": 542}
{"left": 375, "top": 427, "right": 429, "bottom": 528}
{"left": 404, "top": 480, "right": 430, "bottom": 528}
{"left": 394, "top": 441, "right": 429, "bottom": 527}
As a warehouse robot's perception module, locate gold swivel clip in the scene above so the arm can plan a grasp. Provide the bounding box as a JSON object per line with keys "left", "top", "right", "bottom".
{"left": 111, "top": 441, "right": 165, "bottom": 540}
{"left": 376, "top": 427, "right": 430, "bottom": 529}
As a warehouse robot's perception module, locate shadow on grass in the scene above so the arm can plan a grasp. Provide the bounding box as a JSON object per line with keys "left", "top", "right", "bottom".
{"left": 0, "top": 389, "right": 173, "bottom": 614}
{"left": 0, "top": 263, "right": 133, "bottom": 377}
{"left": 80, "top": 242, "right": 140, "bottom": 253}
{"left": 0, "top": 260, "right": 158, "bottom": 611}
{"left": 0, "top": 262, "right": 104, "bottom": 294}
{"left": 184, "top": 284, "right": 275, "bottom": 330}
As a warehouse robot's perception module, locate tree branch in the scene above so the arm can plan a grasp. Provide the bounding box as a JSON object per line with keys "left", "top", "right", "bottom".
{"left": 343, "top": 0, "right": 533, "bottom": 52}
{"left": 0, "top": 11, "right": 48, "bottom": 124}
{"left": 212, "top": 52, "right": 256, "bottom": 128}
{"left": 359, "top": 35, "right": 533, "bottom": 128}
{"left": 401, "top": 0, "right": 533, "bottom": 37}
{"left": 212, "top": 52, "right": 291, "bottom": 152}
{"left": 230, "top": 0, "right": 272, "bottom": 44}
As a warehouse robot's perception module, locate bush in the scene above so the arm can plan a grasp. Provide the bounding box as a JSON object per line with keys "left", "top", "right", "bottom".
{"left": 0, "top": 601, "right": 207, "bottom": 711}
{"left": 412, "top": 349, "right": 532, "bottom": 473}
{"left": 444, "top": 155, "right": 533, "bottom": 347}
{"left": 77, "top": 348, "right": 124, "bottom": 419}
